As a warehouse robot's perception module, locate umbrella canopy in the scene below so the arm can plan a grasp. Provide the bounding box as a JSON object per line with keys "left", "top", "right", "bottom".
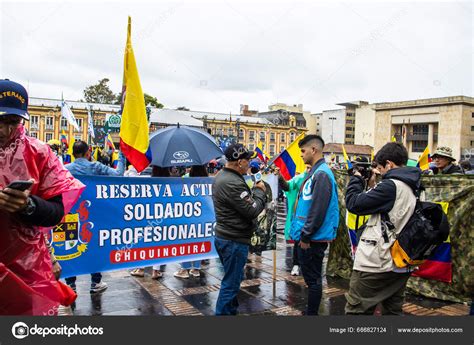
{"left": 149, "top": 125, "right": 224, "bottom": 167}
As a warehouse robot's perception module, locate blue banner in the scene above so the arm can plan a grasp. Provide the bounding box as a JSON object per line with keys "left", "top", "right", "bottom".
{"left": 50, "top": 176, "right": 217, "bottom": 278}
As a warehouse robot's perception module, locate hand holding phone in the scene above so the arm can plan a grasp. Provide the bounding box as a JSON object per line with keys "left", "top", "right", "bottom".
{"left": 0, "top": 180, "right": 33, "bottom": 213}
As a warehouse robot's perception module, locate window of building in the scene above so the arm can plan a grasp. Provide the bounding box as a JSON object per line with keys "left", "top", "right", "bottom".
{"left": 290, "top": 132, "right": 295, "bottom": 142}
{"left": 45, "top": 132, "right": 53, "bottom": 142}
{"left": 74, "top": 135, "right": 82, "bottom": 141}
{"left": 259, "top": 131, "right": 265, "bottom": 141}
{"left": 280, "top": 146, "right": 285, "bottom": 152}
{"left": 61, "top": 118, "right": 68, "bottom": 129}
{"left": 239, "top": 128, "right": 245, "bottom": 140}
{"left": 248, "top": 144, "right": 255, "bottom": 151}
{"left": 270, "top": 132, "right": 275, "bottom": 142}
{"left": 249, "top": 130, "right": 255, "bottom": 141}
{"left": 262, "top": 144, "right": 266, "bottom": 151}
{"left": 30, "top": 132, "right": 38, "bottom": 139}
{"left": 412, "top": 124, "right": 428, "bottom": 135}
{"left": 76, "top": 118, "right": 83, "bottom": 131}
{"left": 471, "top": 126, "right": 474, "bottom": 131}
{"left": 412, "top": 140, "right": 428, "bottom": 153}
{"left": 471, "top": 140, "right": 474, "bottom": 146}
{"left": 269, "top": 144, "right": 275, "bottom": 156}
{"left": 280, "top": 133, "right": 286, "bottom": 143}
{"left": 45, "top": 116, "right": 54, "bottom": 130}
{"left": 30, "top": 115, "right": 39, "bottom": 130}
{"left": 216, "top": 128, "right": 222, "bottom": 136}
{"left": 228, "top": 128, "right": 234, "bottom": 137}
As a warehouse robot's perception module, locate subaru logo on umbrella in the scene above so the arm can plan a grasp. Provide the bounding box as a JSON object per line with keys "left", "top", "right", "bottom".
{"left": 173, "top": 151, "right": 189, "bottom": 160}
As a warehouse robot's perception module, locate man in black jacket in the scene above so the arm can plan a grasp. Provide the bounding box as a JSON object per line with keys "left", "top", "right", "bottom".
{"left": 212, "top": 144, "right": 267, "bottom": 315}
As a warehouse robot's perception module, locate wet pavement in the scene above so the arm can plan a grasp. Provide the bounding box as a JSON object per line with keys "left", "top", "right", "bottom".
{"left": 65, "top": 202, "right": 470, "bottom": 316}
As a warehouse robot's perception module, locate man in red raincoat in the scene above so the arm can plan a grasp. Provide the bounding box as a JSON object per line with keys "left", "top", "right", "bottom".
{"left": 0, "top": 79, "right": 84, "bottom": 315}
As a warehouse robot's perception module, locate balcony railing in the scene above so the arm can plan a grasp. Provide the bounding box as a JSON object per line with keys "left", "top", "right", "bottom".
{"left": 74, "top": 127, "right": 83, "bottom": 133}
{"left": 45, "top": 124, "right": 54, "bottom": 130}
{"left": 30, "top": 123, "right": 39, "bottom": 130}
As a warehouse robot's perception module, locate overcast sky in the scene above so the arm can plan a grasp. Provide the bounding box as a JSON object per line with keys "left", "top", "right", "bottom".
{"left": 1, "top": 0, "right": 472, "bottom": 114}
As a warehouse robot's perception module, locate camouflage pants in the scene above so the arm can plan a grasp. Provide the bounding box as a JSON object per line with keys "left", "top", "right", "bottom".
{"left": 345, "top": 270, "right": 411, "bottom": 315}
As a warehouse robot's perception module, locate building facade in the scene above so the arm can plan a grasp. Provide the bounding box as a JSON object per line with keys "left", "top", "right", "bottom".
{"left": 321, "top": 108, "right": 346, "bottom": 144}
{"left": 373, "top": 96, "right": 474, "bottom": 161}
{"left": 24, "top": 98, "right": 307, "bottom": 159}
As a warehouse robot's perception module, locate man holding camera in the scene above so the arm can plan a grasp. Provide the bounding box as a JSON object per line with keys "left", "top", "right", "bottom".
{"left": 290, "top": 135, "right": 339, "bottom": 315}
{"left": 0, "top": 79, "right": 83, "bottom": 315}
{"left": 345, "top": 142, "right": 421, "bottom": 315}
{"left": 212, "top": 144, "right": 267, "bottom": 315}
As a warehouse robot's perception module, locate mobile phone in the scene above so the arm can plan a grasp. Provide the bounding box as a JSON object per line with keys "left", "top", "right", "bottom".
{"left": 253, "top": 172, "right": 262, "bottom": 183}
{"left": 6, "top": 180, "right": 33, "bottom": 191}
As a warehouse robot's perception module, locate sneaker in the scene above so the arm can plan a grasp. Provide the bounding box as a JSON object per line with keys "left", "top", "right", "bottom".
{"left": 173, "top": 269, "right": 189, "bottom": 279}
{"left": 291, "top": 265, "right": 300, "bottom": 276}
{"left": 189, "top": 269, "right": 200, "bottom": 278}
{"left": 90, "top": 282, "right": 108, "bottom": 294}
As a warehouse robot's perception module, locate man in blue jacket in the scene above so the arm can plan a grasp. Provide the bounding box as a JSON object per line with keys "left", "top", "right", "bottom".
{"left": 65, "top": 140, "right": 125, "bottom": 293}
{"left": 290, "top": 135, "right": 339, "bottom": 315}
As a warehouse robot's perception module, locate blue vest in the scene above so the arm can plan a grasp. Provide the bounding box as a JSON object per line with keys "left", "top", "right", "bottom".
{"left": 290, "top": 162, "right": 339, "bottom": 241}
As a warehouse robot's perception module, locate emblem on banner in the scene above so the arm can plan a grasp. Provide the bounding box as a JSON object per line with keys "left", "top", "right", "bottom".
{"left": 50, "top": 200, "right": 93, "bottom": 261}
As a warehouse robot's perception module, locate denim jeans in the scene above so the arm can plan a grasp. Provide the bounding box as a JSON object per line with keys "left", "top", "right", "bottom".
{"left": 65, "top": 272, "right": 102, "bottom": 286}
{"left": 297, "top": 242, "right": 328, "bottom": 315}
{"left": 182, "top": 261, "right": 201, "bottom": 269}
{"left": 214, "top": 237, "right": 249, "bottom": 315}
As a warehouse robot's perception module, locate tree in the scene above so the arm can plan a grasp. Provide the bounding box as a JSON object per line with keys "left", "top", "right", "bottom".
{"left": 144, "top": 93, "right": 164, "bottom": 108}
{"left": 83, "top": 78, "right": 117, "bottom": 104}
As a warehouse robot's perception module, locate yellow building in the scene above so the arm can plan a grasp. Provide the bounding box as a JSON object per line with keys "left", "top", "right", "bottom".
{"left": 150, "top": 108, "right": 307, "bottom": 157}
{"left": 25, "top": 99, "right": 307, "bottom": 158}
{"left": 26, "top": 97, "right": 121, "bottom": 145}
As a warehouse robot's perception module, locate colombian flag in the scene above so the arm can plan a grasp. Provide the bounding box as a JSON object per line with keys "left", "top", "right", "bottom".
{"left": 64, "top": 136, "right": 75, "bottom": 164}
{"left": 255, "top": 142, "right": 269, "bottom": 162}
{"left": 272, "top": 133, "right": 305, "bottom": 180}
{"left": 105, "top": 133, "right": 115, "bottom": 150}
{"left": 342, "top": 144, "right": 353, "bottom": 170}
{"left": 60, "top": 130, "right": 68, "bottom": 148}
{"left": 111, "top": 151, "right": 119, "bottom": 169}
{"left": 416, "top": 146, "right": 432, "bottom": 171}
{"left": 119, "top": 17, "right": 151, "bottom": 172}
{"left": 412, "top": 202, "right": 452, "bottom": 282}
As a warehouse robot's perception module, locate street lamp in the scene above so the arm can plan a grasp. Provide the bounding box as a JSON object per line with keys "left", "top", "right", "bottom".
{"left": 329, "top": 117, "right": 337, "bottom": 143}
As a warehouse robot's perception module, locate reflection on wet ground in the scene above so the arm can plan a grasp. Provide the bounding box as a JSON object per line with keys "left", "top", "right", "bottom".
{"left": 67, "top": 202, "right": 470, "bottom": 316}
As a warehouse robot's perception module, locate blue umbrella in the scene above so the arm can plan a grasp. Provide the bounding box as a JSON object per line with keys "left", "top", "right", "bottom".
{"left": 149, "top": 125, "right": 224, "bottom": 167}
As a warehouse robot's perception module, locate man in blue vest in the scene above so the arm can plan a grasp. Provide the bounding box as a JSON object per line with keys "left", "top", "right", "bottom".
{"left": 290, "top": 135, "right": 339, "bottom": 315}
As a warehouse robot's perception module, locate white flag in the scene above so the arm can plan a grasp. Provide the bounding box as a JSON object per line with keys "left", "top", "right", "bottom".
{"left": 87, "top": 106, "right": 95, "bottom": 139}
{"left": 61, "top": 99, "right": 80, "bottom": 131}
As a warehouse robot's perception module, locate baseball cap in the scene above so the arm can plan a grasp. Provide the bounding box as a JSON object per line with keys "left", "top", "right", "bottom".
{"left": 224, "top": 143, "right": 257, "bottom": 161}
{"left": 0, "top": 79, "right": 29, "bottom": 120}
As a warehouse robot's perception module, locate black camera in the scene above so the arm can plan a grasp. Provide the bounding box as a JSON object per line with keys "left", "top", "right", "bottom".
{"left": 349, "top": 156, "right": 373, "bottom": 180}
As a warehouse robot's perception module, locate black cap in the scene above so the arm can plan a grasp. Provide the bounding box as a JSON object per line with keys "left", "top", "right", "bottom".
{"left": 224, "top": 143, "right": 257, "bottom": 161}
{"left": 351, "top": 156, "right": 370, "bottom": 164}
{"left": 0, "top": 79, "right": 29, "bottom": 120}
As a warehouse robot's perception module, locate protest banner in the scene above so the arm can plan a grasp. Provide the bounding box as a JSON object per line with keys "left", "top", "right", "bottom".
{"left": 50, "top": 176, "right": 217, "bottom": 278}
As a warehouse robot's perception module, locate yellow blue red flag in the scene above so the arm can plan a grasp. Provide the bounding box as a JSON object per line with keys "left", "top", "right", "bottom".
{"left": 119, "top": 17, "right": 151, "bottom": 172}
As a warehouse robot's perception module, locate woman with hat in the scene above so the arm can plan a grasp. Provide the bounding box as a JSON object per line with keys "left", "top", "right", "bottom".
{"left": 431, "top": 146, "right": 464, "bottom": 175}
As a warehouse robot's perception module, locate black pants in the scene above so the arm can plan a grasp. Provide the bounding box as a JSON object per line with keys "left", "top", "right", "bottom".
{"left": 66, "top": 273, "right": 102, "bottom": 286}
{"left": 297, "top": 242, "right": 328, "bottom": 315}
{"left": 292, "top": 241, "right": 299, "bottom": 266}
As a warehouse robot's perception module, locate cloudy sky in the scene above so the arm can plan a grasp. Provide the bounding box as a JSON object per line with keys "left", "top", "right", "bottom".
{"left": 1, "top": 0, "right": 472, "bottom": 114}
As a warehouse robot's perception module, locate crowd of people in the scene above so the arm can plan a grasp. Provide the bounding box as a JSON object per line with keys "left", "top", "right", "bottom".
{"left": 1, "top": 79, "right": 472, "bottom": 316}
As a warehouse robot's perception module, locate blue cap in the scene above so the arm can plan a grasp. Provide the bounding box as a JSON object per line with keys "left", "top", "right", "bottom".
{"left": 249, "top": 161, "right": 260, "bottom": 170}
{"left": 0, "top": 79, "right": 29, "bottom": 120}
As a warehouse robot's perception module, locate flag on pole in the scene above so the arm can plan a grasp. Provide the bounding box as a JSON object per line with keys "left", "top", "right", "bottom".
{"left": 417, "top": 146, "right": 432, "bottom": 171}
{"left": 61, "top": 96, "right": 80, "bottom": 131}
{"left": 255, "top": 142, "right": 269, "bottom": 162}
{"left": 87, "top": 106, "right": 95, "bottom": 139}
{"left": 370, "top": 149, "right": 374, "bottom": 162}
{"left": 60, "top": 130, "right": 68, "bottom": 147}
{"left": 93, "top": 147, "right": 99, "bottom": 161}
{"left": 342, "top": 144, "right": 353, "bottom": 170}
{"left": 64, "top": 136, "right": 75, "bottom": 164}
{"left": 111, "top": 151, "right": 120, "bottom": 169}
{"left": 105, "top": 133, "right": 115, "bottom": 150}
{"left": 119, "top": 16, "right": 151, "bottom": 172}
{"left": 271, "top": 133, "right": 305, "bottom": 180}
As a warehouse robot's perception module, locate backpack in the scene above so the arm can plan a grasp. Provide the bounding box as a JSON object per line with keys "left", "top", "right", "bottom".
{"left": 385, "top": 186, "right": 450, "bottom": 268}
